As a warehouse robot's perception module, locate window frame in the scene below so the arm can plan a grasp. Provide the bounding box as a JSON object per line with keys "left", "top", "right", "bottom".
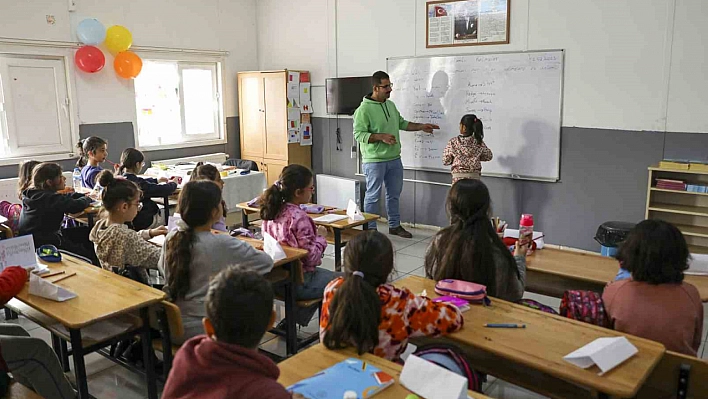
{"left": 0, "top": 50, "right": 79, "bottom": 166}
{"left": 133, "top": 54, "right": 226, "bottom": 152}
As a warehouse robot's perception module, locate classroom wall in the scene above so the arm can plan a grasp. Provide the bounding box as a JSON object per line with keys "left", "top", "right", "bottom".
{"left": 259, "top": 0, "right": 708, "bottom": 251}
{"left": 0, "top": 0, "right": 257, "bottom": 178}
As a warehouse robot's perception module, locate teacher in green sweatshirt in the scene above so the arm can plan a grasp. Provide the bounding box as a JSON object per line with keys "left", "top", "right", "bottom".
{"left": 353, "top": 71, "right": 439, "bottom": 238}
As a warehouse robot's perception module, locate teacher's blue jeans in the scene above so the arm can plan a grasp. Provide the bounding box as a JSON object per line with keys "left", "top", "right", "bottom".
{"left": 363, "top": 158, "right": 403, "bottom": 229}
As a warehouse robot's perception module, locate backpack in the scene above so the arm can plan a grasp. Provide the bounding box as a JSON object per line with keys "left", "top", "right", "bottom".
{"left": 413, "top": 344, "right": 483, "bottom": 392}
{"left": 559, "top": 290, "right": 610, "bottom": 328}
{"left": 434, "top": 279, "right": 491, "bottom": 305}
{"left": 0, "top": 201, "right": 22, "bottom": 236}
{"left": 516, "top": 298, "right": 559, "bottom": 315}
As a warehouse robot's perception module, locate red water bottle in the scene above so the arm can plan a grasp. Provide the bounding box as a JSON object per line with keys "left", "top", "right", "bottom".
{"left": 519, "top": 214, "right": 534, "bottom": 255}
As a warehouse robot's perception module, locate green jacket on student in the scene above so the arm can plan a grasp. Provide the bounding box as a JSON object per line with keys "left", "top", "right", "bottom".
{"left": 353, "top": 95, "right": 409, "bottom": 163}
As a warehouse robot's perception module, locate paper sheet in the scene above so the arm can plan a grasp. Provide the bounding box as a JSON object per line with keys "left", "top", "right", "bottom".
{"left": 288, "top": 129, "right": 300, "bottom": 144}
{"left": 0, "top": 235, "right": 38, "bottom": 271}
{"left": 287, "top": 107, "right": 301, "bottom": 131}
{"left": 346, "top": 199, "right": 365, "bottom": 221}
{"left": 287, "top": 71, "right": 300, "bottom": 108}
{"left": 503, "top": 229, "right": 545, "bottom": 249}
{"left": 400, "top": 354, "right": 467, "bottom": 399}
{"left": 299, "top": 123, "right": 313, "bottom": 146}
{"left": 263, "top": 232, "right": 287, "bottom": 261}
{"left": 564, "top": 336, "right": 638, "bottom": 375}
{"left": 313, "top": 214, "right": 348, "bottom": 223}
{"left": 686, "top": 253, "right": 708, "bottom": 275}
{"left": 28, "top": 274, "right": 77, "bottom": 302}
{"left": 300, "top": 82, "right": 313, "bottom": 113}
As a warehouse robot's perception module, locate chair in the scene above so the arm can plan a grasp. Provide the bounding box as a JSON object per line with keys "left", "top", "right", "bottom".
{"left": 149, "top": 300, "right": 184, "bottom": 380}
{"left": 223, "top": 159, "right": 259, "bottom": 171}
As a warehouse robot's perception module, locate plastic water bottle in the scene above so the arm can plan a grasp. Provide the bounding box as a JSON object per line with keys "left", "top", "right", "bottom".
{"left": 72, "top": 168, "right": 82, "bottom": 190}
{"left": 519, "top": 214, "right": 534, "bottom": 255}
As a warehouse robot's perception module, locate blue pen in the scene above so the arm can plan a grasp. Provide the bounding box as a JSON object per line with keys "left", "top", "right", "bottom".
{"left": 484, "top": 323, "right": 526, "bottom": 328}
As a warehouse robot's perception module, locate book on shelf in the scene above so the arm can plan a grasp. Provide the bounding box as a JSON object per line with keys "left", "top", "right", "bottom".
{"left": 689, "top": 162, "right": 708, "bottom": 172}
{"left": 659, "top": 160, "right": 690, "bottom": 170}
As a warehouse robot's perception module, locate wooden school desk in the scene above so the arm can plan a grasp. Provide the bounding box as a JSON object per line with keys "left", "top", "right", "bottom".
{"left": 11, "top": 254, "right": 166, "bottom": 399}
{"left": 149, "top": 232, "right": 310, "bottom": 355}
{"left": 525, "top": 248, "right": 708, "bottom": 302}
{"left": 237, "top": 201, "right": 379, "bottom": 268}
{"left": 278, "top": 343, "right": 491, "bottom": 399}
{"left": 395, "top": 276, "right": 665, "bottom": 399}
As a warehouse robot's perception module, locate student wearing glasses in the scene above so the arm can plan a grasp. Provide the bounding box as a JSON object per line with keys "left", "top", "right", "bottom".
{"left": 89, "top": 170, "right": 167, "bottom": 272}
{"left": 120, "top": 148, "right": 179, "bottom": 230}
{"left": 354, "top": 71, "right": 439, "bottom": 238}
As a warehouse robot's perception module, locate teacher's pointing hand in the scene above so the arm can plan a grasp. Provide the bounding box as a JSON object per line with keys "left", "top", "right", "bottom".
{"left": 421, "top": 124, "right": 440, "bottom": 134}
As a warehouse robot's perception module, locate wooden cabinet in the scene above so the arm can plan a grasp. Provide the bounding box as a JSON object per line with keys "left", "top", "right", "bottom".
{"left": 238, "top": 70, "right": 311, "bottom": 187}
{"left": 645, "top": 166, "right": 708, "bottom": 254}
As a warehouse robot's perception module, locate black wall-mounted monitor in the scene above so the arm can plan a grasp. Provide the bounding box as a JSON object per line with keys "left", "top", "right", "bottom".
{"left": 325, "top": 76, "right": 372, "bottom": 115}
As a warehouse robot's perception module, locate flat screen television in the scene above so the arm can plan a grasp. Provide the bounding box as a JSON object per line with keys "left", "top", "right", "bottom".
{"left": 325, "top": 76, "right": 372, "bottom": 115}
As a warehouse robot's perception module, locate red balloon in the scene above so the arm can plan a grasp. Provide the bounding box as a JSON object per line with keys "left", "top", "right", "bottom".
{"left": 75, "top": 46, "right": 105, "bottom": 73}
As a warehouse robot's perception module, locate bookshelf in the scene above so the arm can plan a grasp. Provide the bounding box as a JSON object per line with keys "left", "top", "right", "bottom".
{"left": 646, "top": 166, "right": 708, "bottom": 254}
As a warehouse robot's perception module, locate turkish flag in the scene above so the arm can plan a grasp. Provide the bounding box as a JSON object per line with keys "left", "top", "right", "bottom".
{"left": 435, "top": 6, "right": 448, "bottom": 17}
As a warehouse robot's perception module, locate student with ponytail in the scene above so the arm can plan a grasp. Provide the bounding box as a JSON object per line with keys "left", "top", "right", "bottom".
{"left": 120, "top": 148, "right": 179, "bottom": 230}
{"left": 190, "top": 163, "right": 228, "bottom": 232}
{"left": 76, "top": 136, "right": 118, "bottom": 189}
{"left": 320, "top": 230, "right": 463, "bottom": 362}
{"left": 159, "top": 180, "right": 273, "bottom": 343}
{"left": 89, "top": 170, "right": 167, "bottom": 272}
{"left": 442, "top": 114, "right": 493, "bottom": 184}
{"left": 424, "top": 179, "right": 527, "bottom": 302}
{"left": 260, "top": 164, "right": 335, "bottom": 326}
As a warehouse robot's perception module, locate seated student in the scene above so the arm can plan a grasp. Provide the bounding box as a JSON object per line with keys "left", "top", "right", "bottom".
{"left": 119, "top": 148, "right": 179, "bottom": 230}
{"left": 424, "top": 179, "right": 527, "bottom": 302}
{"left": 260, "top": 164, "right": 336, "bottom": 326}
{"left": 76, "top": 136, "right": 118, "bottom": 189}
{"left": 603, "top": 220, "right": 703, "bottom": 356}
{"left": 89, "top": 170, "right": 167, "bottom": 273}
{"left": 190, "top": 163, "right": 228, "bottom": 231}
{"left": 162, "top": 266, "right": 302, "bottom": 399}
{"left": 321, "top": 230, "right": 463, "bottom": 362}
{"left": 0, "top": 161, "right": 40, "bottom": 237}
{"left": 18, "top": 162, "right": 95, "bottom": 261}
{"left": 0, "top": 266, "right": 76, "bottom": 398}
{"left": 158, "top": 180, "right": 274, "bottom": 343}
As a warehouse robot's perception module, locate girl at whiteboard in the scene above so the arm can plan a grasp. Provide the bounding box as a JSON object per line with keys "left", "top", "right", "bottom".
{"left": 442, "top": 114, "right": 492, "bottom": 184}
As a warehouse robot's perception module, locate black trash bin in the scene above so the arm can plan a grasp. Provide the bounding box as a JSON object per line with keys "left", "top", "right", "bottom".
{"left": 594, "top": 221, "right": 636, "bottom": 257}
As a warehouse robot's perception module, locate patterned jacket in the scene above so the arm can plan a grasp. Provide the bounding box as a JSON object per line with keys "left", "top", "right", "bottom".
{"left": 89, "top": 219, "right": 161, "bottom": 271}
{"left": 442, "top": 135, "right": 493, "bottom": 179}
{"left": 320, "top": 277, "right": 464, "bottom": 362}
{"left": 262, "top": 203, "right": 327, "bottom": 273}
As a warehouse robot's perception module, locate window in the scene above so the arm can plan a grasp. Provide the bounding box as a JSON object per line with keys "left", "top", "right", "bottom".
{"left": 134, "top": 60, "right": 223, "bottom": 149}
{"left": 0, "top": 55, "right": 74, "bottom": 160}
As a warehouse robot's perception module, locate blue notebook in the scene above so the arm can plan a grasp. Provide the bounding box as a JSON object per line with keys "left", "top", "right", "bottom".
{"left": 287, "top": 358, "right": 395, "bottom": 399}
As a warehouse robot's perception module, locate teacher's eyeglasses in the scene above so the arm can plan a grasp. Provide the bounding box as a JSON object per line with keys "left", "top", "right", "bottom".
{"left": 377, "top": 83, "right": 393, "bottom": 89}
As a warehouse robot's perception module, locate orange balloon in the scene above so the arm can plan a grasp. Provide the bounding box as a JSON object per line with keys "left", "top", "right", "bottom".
{"left": 114, "top": 51, "right": 142, "bottom": 79}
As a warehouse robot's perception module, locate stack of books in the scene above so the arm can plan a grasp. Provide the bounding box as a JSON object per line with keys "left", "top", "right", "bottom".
{"left": 656, "top": 179, "right": 687, "bottom": 191}
{"left": 687, "top": 184, "right": 708, "bottom": 193}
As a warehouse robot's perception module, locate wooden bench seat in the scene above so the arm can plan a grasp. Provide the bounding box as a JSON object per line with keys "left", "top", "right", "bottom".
{"left": 5, "top": 299, "right": 142, "bottom": 347}
{"left": 6, "top": 382, "right": 43, "bottom": 399}
{"left": 636, "top": 350, "right": 708, "bottom": 398}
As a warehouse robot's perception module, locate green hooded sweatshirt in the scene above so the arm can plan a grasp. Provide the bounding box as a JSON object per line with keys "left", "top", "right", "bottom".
{"left": 353, "top": 95, "right": 410, "bottom": 163}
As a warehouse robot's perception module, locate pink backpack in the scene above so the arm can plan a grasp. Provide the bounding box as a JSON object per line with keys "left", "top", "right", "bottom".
{"left": 0, "top": 201, "right": 22, "bottom": 237}
{"left": 559, "top": 290, "right": 610, "bottom": 328}
{"left": 435, "top": 279, "right": 491, "bottom": 305}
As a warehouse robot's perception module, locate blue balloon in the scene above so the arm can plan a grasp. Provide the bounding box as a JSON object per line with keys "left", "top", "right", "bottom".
{"left": 76, "top": 19, "right": 106, "bottom": 45}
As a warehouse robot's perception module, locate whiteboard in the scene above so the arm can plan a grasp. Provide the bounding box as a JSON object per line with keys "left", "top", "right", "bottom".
{"left": 387, "top": 50, "right": 564, "bottom": 181}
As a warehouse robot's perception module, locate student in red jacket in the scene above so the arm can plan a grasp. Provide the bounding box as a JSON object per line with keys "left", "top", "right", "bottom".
{"left": 162, "top": 266, "right": 303, "bottom": 399}
{"left": 0, "top": 266, "right": 76, "bottom": 398}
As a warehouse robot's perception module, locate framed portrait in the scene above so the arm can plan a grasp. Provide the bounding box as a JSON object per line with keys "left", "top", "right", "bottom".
{"left": 426, "top": 0, "right": 510, "bottom": 48}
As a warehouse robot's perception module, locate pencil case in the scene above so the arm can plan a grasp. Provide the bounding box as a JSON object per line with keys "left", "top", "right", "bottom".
{"left": 434, "top": 279, "right": 490, "bottom": 305}
{"left": 300, "top": 204, "right": 325, "bottom": 214}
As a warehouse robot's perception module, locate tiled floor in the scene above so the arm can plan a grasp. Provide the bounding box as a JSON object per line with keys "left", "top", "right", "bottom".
{"left": 7, "top": 222, "right": 708, "bottom": 398}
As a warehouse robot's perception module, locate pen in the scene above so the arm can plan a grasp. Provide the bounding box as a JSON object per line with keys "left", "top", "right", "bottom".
{"left": 533, "top": 235, "right": 545, "bottom": 242}
{"left": 484, "top": 323, "right": 526, "bottom": 328}
{"left": 42, "top": 271, "right": 65, "bottom": 279}
{"left": 52, "top": 272, "right": 76, "bottom": 283}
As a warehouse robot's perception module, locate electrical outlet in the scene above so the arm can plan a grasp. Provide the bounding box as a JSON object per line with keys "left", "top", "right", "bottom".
{"left": 68, "top": 0, "right": 77, "bottom": 12}
{"left": 351, "top": 145, "right": 357, "bottom": 159}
